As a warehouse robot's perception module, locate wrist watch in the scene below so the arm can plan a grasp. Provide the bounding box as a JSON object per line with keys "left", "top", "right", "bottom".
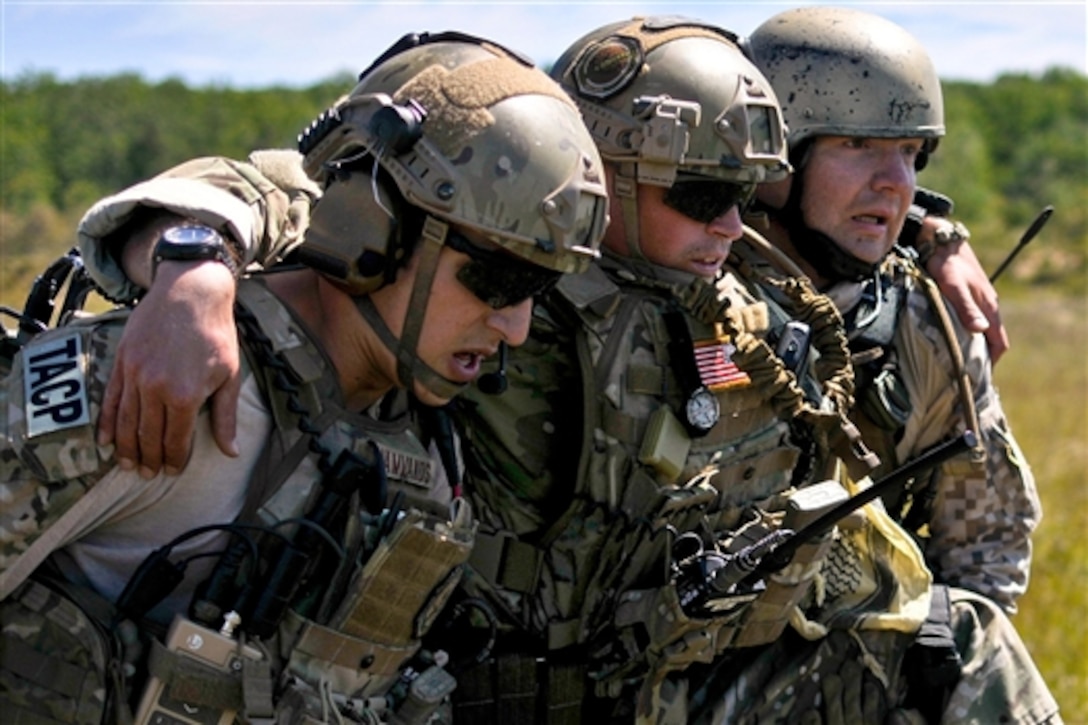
{"left": 152, "top": 224, "right": 238, "bottom": 279}
{"left": 914, "top": 218, "right": 971, "bottom": 266}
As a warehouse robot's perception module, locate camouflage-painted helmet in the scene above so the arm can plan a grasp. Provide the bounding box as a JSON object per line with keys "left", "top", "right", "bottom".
{"left": 297, "top": 32, "right": 608, "bottom": 293}
{"left": 551, "top": 16, "right": 790, "bottom": 187}
{"left": 748, "top": 7, "right": 944, "bottom": 155}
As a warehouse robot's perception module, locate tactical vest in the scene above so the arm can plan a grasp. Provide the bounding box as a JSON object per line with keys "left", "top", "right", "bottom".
{"left": 0, "top": 276, "right": 474, "bottom": 724}
{"left": 456, "top": 237, "right": 935, "bottom": 721}
{"left": 456, "top": 247, "right": 859, "bottom": 703}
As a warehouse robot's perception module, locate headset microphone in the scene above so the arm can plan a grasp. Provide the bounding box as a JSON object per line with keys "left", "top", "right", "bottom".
{"left": 477, "top": 342, "right": 508, "bottom": 395}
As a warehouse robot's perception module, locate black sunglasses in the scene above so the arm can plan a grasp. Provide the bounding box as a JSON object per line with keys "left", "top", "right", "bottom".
{"left": 662, "top": 179, "right": 756, "bottom": 224}
{"left": 445, "top": 230, "right": 561, "bottom": 310}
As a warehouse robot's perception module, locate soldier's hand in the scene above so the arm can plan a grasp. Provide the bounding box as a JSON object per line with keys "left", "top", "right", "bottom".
{"left": 922, "top": 218, "right": 1009, "bottom": 363}
{"left": 819, "top": 657, "right": 888, "bottom": 725}
{"left": 97, "top": 260, "right": 241, "bottom": 477}
{"left": 783, "top": 631, "right": 890, "bottom": 725}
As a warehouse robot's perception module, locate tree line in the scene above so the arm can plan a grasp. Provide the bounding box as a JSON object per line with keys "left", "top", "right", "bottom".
{"left": 2, "top": 67, "right": 1084, "bottom": 291}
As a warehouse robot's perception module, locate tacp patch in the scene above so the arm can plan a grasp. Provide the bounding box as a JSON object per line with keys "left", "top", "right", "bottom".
{"left": 23, "top": 332, "right": 90, "bottom": 438}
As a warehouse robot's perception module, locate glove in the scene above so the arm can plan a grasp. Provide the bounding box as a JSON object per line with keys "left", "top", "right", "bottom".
{"left": 815, "top": 656, "right": 888, "bottom": 725}
{"left": 740, "top": 630, "right": 891, "bottom": 724}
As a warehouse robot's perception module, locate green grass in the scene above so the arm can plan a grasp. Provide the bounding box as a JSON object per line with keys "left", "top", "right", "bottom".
{"left": 995, "top": 291, "right": 1088, "bottom": 721}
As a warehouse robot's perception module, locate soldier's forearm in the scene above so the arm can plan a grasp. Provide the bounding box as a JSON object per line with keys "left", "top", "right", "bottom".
{"left": 110, "top": 208, "right": 192, "bottom": 291}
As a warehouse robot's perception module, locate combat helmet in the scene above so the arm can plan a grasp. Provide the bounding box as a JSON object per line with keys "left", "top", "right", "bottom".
{"left": 550, "top": 16, "right": 789, "bottom": 261}
{"left": 296, "top": 32, "right": 609, "bottom": 401}
{"left": 748, "top": 6, "right": 944, "bottom": 169}
{"left": 297, "top": 31, "right": 608, "bottom": 294}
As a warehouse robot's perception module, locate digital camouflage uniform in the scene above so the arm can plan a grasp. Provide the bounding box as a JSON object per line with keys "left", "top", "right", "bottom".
{"left": 710, "top": 238, "right": 1061, "bottom": 725}
{"left": 824, "top": 247, "right": 1037, "bottom": 613}
{"left": 747, "top": 5, "right": 1042, "bottom": 616}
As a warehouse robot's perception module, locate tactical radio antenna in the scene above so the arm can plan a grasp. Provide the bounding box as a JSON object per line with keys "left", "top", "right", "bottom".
{"left": 989, "top": 205, "right": 1054, "bottom": 283}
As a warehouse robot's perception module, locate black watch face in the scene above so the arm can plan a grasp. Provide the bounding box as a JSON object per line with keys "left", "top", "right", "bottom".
{"left": 685, "top": 387, "right": 720, "bottom": 434}
{"left": 163, "top": 225, "right": 220, "bottom": 246}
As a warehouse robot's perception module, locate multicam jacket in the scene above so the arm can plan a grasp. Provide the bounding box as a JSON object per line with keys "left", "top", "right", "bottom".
{"left": 2, "top": 154, "right": 475, "bottom": 722}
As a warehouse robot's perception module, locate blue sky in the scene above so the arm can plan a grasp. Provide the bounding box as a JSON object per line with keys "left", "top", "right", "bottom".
{"left": 1, "top": 1, "right": 1085, "bottom": 88}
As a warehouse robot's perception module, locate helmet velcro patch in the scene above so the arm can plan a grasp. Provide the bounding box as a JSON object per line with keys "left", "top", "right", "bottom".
{"left": 394, "top": 57, "right": 573, "bottom": 158}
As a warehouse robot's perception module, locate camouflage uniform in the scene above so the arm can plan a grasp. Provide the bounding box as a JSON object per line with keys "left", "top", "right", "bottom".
{"left": 0, "top": 272, "right": 473, "bottom": 722}
{"left": 833, "top": 249, "right": 1038, "bottom": 612}
{"left": 714, "top": 239, "right": 1060, "bottom": 725}
{"left": 745, "top": 5, "right": 1040, "bottom": 614}
{"left": 738, "top": 7, "right": 1057, "bottom": 723}
{"left": 452, "top": 239, "right": 946, "bottom": 721}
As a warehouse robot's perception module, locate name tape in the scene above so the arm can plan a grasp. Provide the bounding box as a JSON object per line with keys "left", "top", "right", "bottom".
{"left": 24, "top": 332, "right": 90, "bottom": 438}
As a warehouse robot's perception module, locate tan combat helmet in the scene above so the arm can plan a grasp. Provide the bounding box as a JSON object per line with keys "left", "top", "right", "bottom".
{"left": 748, "top": 6, "right": 944, "bottom": 167}
{"left": 550, "top": 17, "right": 789, "bottom": 261}
{"left": 553, "top": 16, "right": 790, "bottom": 187}
{"left": 296, "top": 32, "right": 609, "bottom": 400}
{"left": 298, "top": 31, "right": 609, "bottom": 295}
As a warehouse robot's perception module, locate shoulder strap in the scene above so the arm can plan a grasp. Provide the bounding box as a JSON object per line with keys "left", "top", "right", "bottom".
{"left": 233, "top": 278, "right": 342, "bottom": 521}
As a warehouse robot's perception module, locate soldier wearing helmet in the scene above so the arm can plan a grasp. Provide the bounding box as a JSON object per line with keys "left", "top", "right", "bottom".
{"left": 0, "top": 33, "right": 606, "bottom": 723}
{"left": 731, "top": 7, "right": 1057, "bottom": 724}
{"left": 445, "top": 17, "right": 888, "bottom": 720}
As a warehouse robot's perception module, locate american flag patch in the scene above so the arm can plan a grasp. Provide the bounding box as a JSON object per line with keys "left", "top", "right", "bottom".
{"left": 693, "top": 336, "right": 751, "bottom": 390}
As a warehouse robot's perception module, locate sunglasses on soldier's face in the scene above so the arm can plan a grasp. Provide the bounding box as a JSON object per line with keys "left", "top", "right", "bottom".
{"left": 662, "top": 179, "right": 756, "bottom": 224}
{"left": 444, "top": 230, "right": 562, "bottom": 310}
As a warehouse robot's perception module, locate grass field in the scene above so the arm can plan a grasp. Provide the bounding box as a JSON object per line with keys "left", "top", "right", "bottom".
{"left": 1, "top": 251, "right": 1085, "bottom": 719}
{"left": 995, "top": 291, "right": 1088, "bottom": 721}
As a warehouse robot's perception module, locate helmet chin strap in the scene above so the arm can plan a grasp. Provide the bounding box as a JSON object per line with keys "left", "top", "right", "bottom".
{"left": 778, "top": 154, "right": 879, "bottom": 285}
{"left": 354, "top": 216, "right": 467, "bottom": 402}
{"left": 613, "top": 162, "right": 646, "bottom": 263}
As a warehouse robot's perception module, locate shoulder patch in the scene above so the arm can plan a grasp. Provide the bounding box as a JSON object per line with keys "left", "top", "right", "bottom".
{"left": 23, "top": 332, "right": 90, "bottom": 438}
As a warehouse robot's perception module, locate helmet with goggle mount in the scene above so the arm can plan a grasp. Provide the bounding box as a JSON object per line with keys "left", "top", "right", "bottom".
{"left": 297, "top": 31, "right": 609, "bottom": 295}
{"left": 551, "top": 16, "right": 790, "bottom": 188}
{"left": 748, "top": 7, "right": 945, "bottom": 283}
{"left": 295, "top": 32, "right": 609, "bottom": 402}
{"left": 549, "top": 16, "right": 790, "bottom": 263}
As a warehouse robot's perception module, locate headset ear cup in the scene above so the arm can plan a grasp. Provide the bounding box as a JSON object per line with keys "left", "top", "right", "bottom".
{"left": 298, "top": 170, "right": 403, "bottom": 295}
